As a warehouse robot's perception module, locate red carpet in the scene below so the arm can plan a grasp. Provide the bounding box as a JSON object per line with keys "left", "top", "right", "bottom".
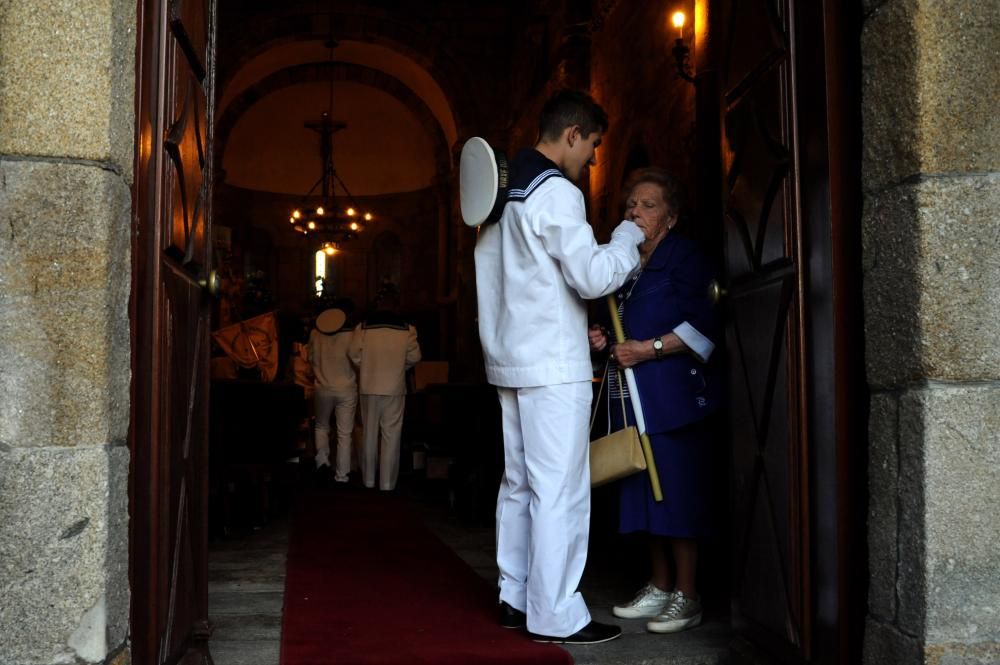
{"left": 280, "top": 487, "right": 573, "bottom": 665}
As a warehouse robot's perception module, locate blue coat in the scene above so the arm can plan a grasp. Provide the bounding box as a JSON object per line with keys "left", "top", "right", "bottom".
{"left": 617, "top": 233, "right": 722, "bottom": 433}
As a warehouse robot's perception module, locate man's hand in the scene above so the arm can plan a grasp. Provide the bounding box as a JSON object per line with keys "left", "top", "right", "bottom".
{"left": 588, "top": 324, "right": 609, "bottom": 351}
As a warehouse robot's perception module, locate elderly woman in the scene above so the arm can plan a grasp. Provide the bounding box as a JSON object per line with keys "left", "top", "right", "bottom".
{"left": 588, "top": 167, "right": 722, "bottom": 634}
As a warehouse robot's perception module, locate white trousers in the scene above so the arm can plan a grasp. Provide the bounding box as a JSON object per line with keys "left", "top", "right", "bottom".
{"left": 495, "top": 382, "right": 592, "bottom": 637}
{"left": 359, "top": 394, "right": 405, "bottom": 490}
{"left": 314, "top": 389, "right": 357, "bottom": 481}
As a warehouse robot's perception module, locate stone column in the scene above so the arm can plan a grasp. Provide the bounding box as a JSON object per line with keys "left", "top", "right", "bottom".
{"left": 861, "top": 1, "right": 1000, "bottom": 663}
{"left": 0, "top": 1, "right": 135, "bottom": 664}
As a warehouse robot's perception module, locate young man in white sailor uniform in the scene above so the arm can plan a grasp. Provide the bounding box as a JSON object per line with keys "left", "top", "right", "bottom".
{"left": 348, "top": 287, "right": 421, "bottom": 491}
{"left": 475, "top": 90, "right": 646, "bottom": 644}
{"left": 309, "top": 307, "right": 358, "bottom": 484}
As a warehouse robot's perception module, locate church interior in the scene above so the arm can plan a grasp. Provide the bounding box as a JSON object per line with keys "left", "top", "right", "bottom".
{"left": 4, "top": 0, "right": 997, "bottom": 664}
{"left": 204, "top": 1, "right": 738, "bottom": 662}
{"left": 195, "top": 2, "right": 848, "bottom": 664}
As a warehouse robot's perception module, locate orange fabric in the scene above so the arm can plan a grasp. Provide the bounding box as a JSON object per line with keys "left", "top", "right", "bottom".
{"left": 212, "top": 312, "right": 279, "bottom": 382}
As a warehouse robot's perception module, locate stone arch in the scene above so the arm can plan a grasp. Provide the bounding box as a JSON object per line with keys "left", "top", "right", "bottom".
{"left": 216, "top": 9, "right": 481, "bottom": 140}
{"left": 215, "top": 61, "right": 451, "bottom": 180}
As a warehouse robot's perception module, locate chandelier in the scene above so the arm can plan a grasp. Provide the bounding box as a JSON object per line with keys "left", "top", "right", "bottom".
{"left": 288, "top": 38, "right": 373, "bottom": 256}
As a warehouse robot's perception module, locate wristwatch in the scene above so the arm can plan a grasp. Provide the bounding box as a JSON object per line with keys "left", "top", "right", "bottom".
{"left": 652, "top": 336, "right": 664, "bottom": 360}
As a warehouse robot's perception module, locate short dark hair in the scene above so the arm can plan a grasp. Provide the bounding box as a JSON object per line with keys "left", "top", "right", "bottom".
{"left": 538, "top": 90, "right": 608, "bottom": 142}
{"left": 622, "top": 167, "right": 685, "bottom": 217}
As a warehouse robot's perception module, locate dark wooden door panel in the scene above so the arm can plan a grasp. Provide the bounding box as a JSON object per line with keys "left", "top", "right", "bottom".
{"left": 719, "top": 0, "right": 810, "bottom": 660}
{"left": 132, "top": 0, "right": 216, "bottom": 663}
{"left": 711, "top": 1, "right": 866, "bottom": 662}
{"left": 724, "top": 69, "right": 792, "bottom": 271}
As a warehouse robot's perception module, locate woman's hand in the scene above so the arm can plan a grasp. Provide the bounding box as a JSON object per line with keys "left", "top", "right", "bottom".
{"left": 609, "top": 339, "right": 655, "bottom": 368}
{"left": 588, "top": 324, "right": 609, "bottom": 351}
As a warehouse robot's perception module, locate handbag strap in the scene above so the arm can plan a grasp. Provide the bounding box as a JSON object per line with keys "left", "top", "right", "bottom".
{"left": 590, "top": 360, "right": 632, "bottom": 436}
{"left": 589, "top": 359, "right": 610, "bottom": 435}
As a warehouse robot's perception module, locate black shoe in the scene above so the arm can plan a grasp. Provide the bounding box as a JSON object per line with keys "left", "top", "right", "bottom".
{"left": 528, "top": 620, "right": 622, "bottom": 645}
{"left": 499, "top": 601, "right": 526, "bottom": 629}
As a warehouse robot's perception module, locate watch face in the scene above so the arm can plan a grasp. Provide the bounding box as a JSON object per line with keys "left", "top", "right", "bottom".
{"left": 653, "top": 338, "right": 663, "bottom": 349}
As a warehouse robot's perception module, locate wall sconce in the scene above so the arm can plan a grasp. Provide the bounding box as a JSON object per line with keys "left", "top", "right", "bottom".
{"left": 670, "top": 11, "right": 696, "bottom": 84}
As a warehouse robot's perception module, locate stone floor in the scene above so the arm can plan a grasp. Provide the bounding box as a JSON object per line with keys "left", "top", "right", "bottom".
{"left": 206, "top": 475, "right": 732, "bottom": 665}
{"left": 208, "top": 519, "right": 288, "bottom": 665}
{"left": 421, "top": 496, "right": 732, "bottom": 665}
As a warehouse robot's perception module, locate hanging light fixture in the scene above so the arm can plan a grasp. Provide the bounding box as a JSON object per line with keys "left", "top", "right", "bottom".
{"left": 287, "top": 35, "right": 374, "bottom": 249}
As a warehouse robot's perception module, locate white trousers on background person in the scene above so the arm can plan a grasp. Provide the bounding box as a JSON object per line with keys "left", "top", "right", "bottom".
{"left": 314, "top": 389, "right": 357, "bottom": 481}
{"left": 359, "top": 394, "right": 405, "bottom": 490}
{"left": 495, "top": 382, "right": 593, "bottom": 637}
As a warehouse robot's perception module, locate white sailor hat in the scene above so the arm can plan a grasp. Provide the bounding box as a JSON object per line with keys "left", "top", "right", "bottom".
{"left": 460, "top": 137, "right": 509, "bottom": 227}
{"left": 315, "top": 308, "right": 346, "bottom": 334}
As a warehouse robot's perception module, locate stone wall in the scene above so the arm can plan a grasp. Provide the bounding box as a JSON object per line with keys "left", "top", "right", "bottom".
{"left": 0, "top": 1, "right": 135, "bottom": 664}
{"left": 589, "top": 0, "right": 697, "bottom": 239}
{"left": 505, "top": 0, "right": 698, "bottom": 240}
{"left": 861, "top": 1, "right": 1000, "bottom": 663}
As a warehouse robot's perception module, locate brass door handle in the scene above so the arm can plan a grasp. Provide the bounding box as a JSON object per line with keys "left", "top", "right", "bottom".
{"left": 708, "top": 280, "right": 728, "bottom": 304}
{"left": 199, "top": 270, "right": 221, "bottom": 297}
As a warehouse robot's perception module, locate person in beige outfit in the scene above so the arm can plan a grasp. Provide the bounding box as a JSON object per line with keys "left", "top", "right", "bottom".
{"left": 348, "top": 290, "right": 421, "bottom": 490}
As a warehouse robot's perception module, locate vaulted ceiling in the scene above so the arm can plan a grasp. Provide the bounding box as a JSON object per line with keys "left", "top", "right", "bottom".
{"left": 215, "top": 0, "right": 523, "bottom": 197}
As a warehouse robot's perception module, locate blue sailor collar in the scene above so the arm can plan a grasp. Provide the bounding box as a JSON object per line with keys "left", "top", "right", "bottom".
{"left": 506, "top": 149, "right": 565, "bottom": 202}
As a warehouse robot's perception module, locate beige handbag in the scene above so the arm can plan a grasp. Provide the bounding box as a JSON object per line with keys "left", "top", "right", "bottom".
{"left": 589, "top": 362, "right": 647, "bottom": 487}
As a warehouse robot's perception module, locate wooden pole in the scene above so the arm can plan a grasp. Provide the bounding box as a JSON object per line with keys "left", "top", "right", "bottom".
{"left": 606, "top": 296, "right": 663, "bottom": 502}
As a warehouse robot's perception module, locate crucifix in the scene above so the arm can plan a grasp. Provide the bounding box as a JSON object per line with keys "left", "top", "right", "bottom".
{"left": 304, "top": 112, "right": 347, "bottom": 201}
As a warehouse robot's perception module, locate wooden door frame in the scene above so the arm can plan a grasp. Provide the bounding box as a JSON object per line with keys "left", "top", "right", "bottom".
{"left": 129, "top": 0, "right": 167, "bottom": 660}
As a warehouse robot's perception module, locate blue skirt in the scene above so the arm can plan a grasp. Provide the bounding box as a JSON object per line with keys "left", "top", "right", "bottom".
{"left": 611, "top": 400, "right": 713, "bottom": 538}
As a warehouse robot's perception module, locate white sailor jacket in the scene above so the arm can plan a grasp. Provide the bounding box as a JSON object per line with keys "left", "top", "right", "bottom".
{"left": 475, "top": 150, "right": 644, "bottom": 388}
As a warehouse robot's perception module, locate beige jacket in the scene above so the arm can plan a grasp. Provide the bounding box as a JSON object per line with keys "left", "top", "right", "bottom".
{"left": 348, "top": 314, "right": 421, "bottom": 396}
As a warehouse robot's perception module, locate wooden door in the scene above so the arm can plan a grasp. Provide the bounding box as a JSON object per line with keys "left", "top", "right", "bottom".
{"left": 717, "top": 0, "right": 811, "bottom": 661}
{"left": 130, "top": 0, "right": 217, "bottom": 663}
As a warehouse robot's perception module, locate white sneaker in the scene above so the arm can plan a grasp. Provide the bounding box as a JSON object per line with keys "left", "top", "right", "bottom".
{"left": 646, "top": 590, "right": 702, "bottom": 633}
{"left": 612, "top": 583, "right": 675, "bottom": 619}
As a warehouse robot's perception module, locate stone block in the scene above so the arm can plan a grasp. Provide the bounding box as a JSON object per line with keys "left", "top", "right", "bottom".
{"left": 897, "top": 390, "right": 927, "bottom": 637}
{"left": 863, "top": 174, "right": 1000, "bottom": 388}
{"left": 927, "top": 641, "right": 1000, "bottom": 665}
{"left": 862, "top": 0, "right": 1000, "bottom": 192}
{"left": 868, "top": 392, "right": 899, "bottom": 621}
{"left": 864, "top": 616, "right": 923, "bottom": 665}
{"left": 0, "top": 160, "right": 131, "bottom": 448}
{"left": 901, "top": 386, "right": 1000, "bottom": 644}
{"left": 912, "top": 2, "right": 1000, "bottom": 180}
{"left": 862, "top": 0, "right": 890, "bottom": 15}
{"left": 0, "top": 0, "right": 137, "bottom": 180}
{"left": 862, "top": 0, "right": 920, "bottom": 192}
{"left": 0, "top": 445, "right": 130, "bottom": 664}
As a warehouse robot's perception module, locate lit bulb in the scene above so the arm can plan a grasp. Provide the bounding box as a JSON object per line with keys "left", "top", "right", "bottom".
{"left": 292, "top": 210, "right": 301, "bottom": 219}
{"left": 307, "top": 221, "right": 316, "bottom": 230}
{"left": 289, "top": 217, "right": 295, "bottom": 224}
{"left": 671, "top": 10, "right": 685, "bottom": 37}
{"left": 316, "top": 206, "right": 325, "bottom": 215}
{"left": 346, "top": 207, "right": 356, "bottom": 217}
{"left": 324, "top": 246, "right": 336, "bottom": 256}
{"left": 364, "top": 212, "right": 373, "bottom": 221}
{"left": 350, "top": 222, "right": 359, "bottom": 231}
